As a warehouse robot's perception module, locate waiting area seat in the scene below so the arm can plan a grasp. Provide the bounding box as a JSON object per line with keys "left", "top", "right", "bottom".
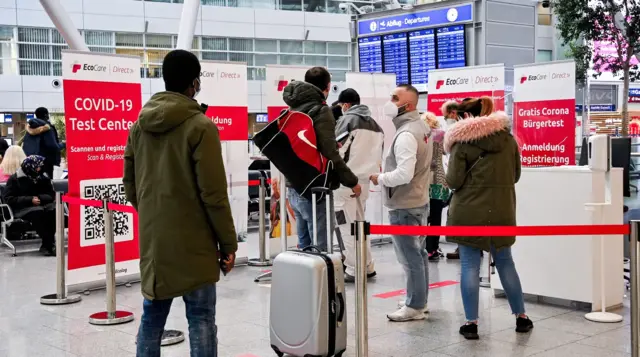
{"left": 0, "top": 179, "right": 68, "bottom": 256}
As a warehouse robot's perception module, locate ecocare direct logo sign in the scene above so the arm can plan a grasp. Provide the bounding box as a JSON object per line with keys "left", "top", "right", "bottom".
{"left": 63, "top": 51, "right": 138, "bottom": 83}
{"left": 513, "top": 60, "right": 576, "bottom": 167}
{"left": 426, "top": 64, "right": 505, "bottom": 116}
{"left": 199, "top": 61, "right": 248, "bottom": 141}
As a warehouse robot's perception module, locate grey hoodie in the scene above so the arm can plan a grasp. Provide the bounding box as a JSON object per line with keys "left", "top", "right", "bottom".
{"left": 335, "top": 105, "right": 385, "bottom": 182}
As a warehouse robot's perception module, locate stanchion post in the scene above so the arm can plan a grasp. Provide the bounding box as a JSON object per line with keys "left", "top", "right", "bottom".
{"left": 631, "top": 221, "right": 639, "bottom": 357}
{"left": 249, "top": 177, "right": 271, "bottom": 267}
{"left": 280, "top": 173, "right": 287, "bottom": 251}
{"left": 354, "top": 220, "right": 369, "bottom": 357}
{"left": 88, "top": 201, "right": 134, "bottom": 325}
{"left": 40, "top": 192, "right": 82, "bottom": 305}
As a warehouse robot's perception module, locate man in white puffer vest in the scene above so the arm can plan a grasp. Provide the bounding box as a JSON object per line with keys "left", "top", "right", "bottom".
{"left": 333, "top": 88, "right": 384, "bottom": 283}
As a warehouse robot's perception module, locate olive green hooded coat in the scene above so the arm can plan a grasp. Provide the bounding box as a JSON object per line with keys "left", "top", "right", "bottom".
{"left": 443, "top": 111, "right": 521, "bottom": 252}
{"left": 123, "top": 92, "right": 238, "bottom": 300}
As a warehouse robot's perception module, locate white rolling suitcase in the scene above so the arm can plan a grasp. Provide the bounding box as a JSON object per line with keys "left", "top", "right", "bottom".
{"left": 270, "top": 188, "right": 347, "bottom": 357}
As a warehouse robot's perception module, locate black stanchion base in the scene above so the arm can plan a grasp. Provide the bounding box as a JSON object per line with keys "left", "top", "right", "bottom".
{"left": 248, "top": 258, "right": 272, "bottom": 267}
{"left": 161, "top": 330, "right": 185, "bottom": 346}
{"left": 40, "top": 293, "right": 82, "bottom": 305}
{"left": 88, "top": 310, "right": 134, "bottom": 325}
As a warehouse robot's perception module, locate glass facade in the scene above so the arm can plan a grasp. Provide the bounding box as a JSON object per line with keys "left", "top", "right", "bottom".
{"left": 0, "top": 26, "right": 351, "bottom": 80}
{"left": 136, "top": 0, "right": 364, "bottom": 13}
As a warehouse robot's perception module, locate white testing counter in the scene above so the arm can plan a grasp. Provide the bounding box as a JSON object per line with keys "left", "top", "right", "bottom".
{"left": 491, "top": 166, "right": 625, "bottom": 311}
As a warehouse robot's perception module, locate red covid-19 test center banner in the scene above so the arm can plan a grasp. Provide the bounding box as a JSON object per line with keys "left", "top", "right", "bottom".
{"left": 62, "top": 51, "right": 142, "bottom": 290}
{"left": 513, "top": 60, "right": 576, "bottom": 167}
{"left": 265, "top": 64, "right": 310, "bottom": 121}
{"left": 427, "top": 64, "right": 505, "bottom": 116}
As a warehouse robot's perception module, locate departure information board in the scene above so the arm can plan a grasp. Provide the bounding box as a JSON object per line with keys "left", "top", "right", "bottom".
{"left": 436, "top": 25, "right": 466, "bottom": 69}
{"left": 408, "top": 29, "right": 436, "bottom": 92}
{"left": 358, "top": 36, "right": 383, "bottom": 73}
{"left": 382, "top": 33, "right": 409, "bottom": 85}
{"left": 357, "top": 24, "right": 466, "bottom": 91}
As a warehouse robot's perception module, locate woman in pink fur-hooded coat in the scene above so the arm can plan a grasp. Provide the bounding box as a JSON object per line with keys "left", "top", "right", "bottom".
{"left": 443, "top": 96, "right": 532, "bottom": 340}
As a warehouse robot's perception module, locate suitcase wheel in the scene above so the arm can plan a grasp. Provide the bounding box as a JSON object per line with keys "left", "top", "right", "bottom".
{"left": 271, "top": 345, "right": 284, "bottom": 357}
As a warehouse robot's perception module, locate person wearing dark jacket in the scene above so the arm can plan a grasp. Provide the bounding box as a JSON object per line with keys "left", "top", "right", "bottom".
{"left": 444, "top": 97, "right": 532, "bottom": 340}
{"left": 124, "top": 50, "right": 238, "bottom": 357}
{"left": 3, "top": 155, "right": 56, "bottom": 256}
{"left": 282, "top": 67, "right": 360, "bottom": 251}
{"left": 22, "top": 107, "right": 65, "bottom": 178}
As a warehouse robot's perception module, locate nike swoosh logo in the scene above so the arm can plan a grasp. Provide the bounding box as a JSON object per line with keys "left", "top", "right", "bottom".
{"left": 298, "top": 130, "right": 317, "bottom": 149}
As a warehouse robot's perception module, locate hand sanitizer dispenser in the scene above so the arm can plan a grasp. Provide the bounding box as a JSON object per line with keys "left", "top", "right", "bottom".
{"left": 588, "top": 134, "right": 611, "bottom": 172}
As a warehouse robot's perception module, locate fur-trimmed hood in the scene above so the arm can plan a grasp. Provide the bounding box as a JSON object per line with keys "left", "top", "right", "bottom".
{"left": 444, "top": 111, "right": 511, "bottom": 153}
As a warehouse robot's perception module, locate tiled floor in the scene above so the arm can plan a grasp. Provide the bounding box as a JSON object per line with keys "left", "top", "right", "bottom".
{"left": 0, "top": 241, "right": 632, "bottom": 357}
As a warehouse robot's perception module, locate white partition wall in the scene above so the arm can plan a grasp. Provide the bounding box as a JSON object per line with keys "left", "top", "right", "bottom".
{"left": 198, "top": 61, "right": 250, "bottom": 261}
{"left": 345, "top": 72, "right": 396, "bottom": 229}
{"left": 265, "top": 64, "right": 309, "bottom": 255}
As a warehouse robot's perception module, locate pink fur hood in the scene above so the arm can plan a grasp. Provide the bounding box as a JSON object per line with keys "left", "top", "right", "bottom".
{"left": 444, "top": 111, "right": 511, "bottom": 153}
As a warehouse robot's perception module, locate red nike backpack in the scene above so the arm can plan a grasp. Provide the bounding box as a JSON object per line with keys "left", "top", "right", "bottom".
{"left": 253, "top": 107, "right": 336, "bottom": 201}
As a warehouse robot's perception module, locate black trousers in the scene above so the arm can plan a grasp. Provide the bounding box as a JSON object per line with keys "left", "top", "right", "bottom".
{"left": 426, "top": 198, "right": 445, "bottom": 254}
{"left": 20, "top": 206, "right": 56, "bottom": 249}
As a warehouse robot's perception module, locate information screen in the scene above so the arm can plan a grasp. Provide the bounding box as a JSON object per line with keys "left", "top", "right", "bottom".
{"left": 436, "top": 25, "right": 466, "bottom": 69}
{"left": 408, "top": 29, "right": 436, "bottom": 93}
{"left": 382, "top": 33, "right": 409, "bottom": 85}
{"left": 356, "top": 24, "right": 467, "bottom": 92}
{"left": 358, "top": 36, "right": 383, "bottom": 73}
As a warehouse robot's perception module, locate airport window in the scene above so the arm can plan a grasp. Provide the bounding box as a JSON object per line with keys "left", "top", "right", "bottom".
{"left": 146, "top": 34, "right": 172, "bottom": 49}
{"left": 538, "top": 4, "right": 552, "bottom": 26}
{"left": 9, "top": 26, "right": 351, "bottom": 79}
{"left": 536, "top": 50, "right": 552, "bottom": 62}
{"left": 255, "top": 54, "right": 278, "bottom": 66}
{"left": 255, "top": 40, "right": 277, "bottom": 52}
{"left": 304, "top": 0, "right": 327, "bottom": 12}
{"left": 85, "top": 31, "right": 114, "bottom": 47}
{"left": 280, "top": 40, "right": 303, "bottom": 54}
{"left": 202, "top": 37, "right": 227, "bottom": 51}
{"left": 230, "top": 38, "right": 253, "bottom": 52}
{"left": 328, "top": 42, "right": 349, "bottom": 55}
{"left": 280, "top": 54, "right": 304, "bottom": 65}
{"left": 305, "top": 55, "right": 327, "bottom": 66}
{"left": 116, "top": 33, "right": 144, "bottom": 47}
{"left": 304, "top": 41, "right": 326, "bottom": 54}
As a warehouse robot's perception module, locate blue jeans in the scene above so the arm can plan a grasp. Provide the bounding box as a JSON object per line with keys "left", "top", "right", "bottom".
{"left": 137, "top": 284, "right": 217, "bottom": 357}
{"left": 388, "top": 206, "right": 429, "bottom": 309}
{"left": 288, "top": 188, "right": 328, "bottom": 251}
{"left": 459, "top": 245, "right": 526, "bottom": 321}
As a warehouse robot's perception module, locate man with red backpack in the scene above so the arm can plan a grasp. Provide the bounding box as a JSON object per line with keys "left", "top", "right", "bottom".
{"left": 281, "top": 67, "right": 361, "bottom": 252}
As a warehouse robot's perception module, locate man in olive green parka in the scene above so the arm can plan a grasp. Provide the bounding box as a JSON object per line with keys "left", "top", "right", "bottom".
{"left": 124, "top": 50, "right": 237, "bottom": 357}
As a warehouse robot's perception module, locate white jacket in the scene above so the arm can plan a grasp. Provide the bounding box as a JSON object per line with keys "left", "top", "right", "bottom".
{"left": 335, "top": 105, "right": 385, "bottom": 183}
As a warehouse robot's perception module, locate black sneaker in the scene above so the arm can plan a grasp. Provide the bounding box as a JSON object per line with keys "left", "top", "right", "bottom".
{"left": 446, "top": 248, "right": 460, "bottom": 260}
{"left": 459, "top": 323, "right": 479, "bottom": 340}
{"left": 516, "top": 316, "right": 533, "bottom": 333}
{"left": 428, "top": 252, "right": 440, "bottom": 262}
{"left": 42, "top": 247, "right": 56, "bottom": 257}
{"left": 345, "top": 271, "right": 377, "bottom": 283}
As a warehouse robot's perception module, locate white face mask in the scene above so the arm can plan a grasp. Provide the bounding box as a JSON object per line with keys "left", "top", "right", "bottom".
{"left": 383, "top": 101, "right": 399, "bottom": 118}
{"left": 193, "top": 78, "right": 201, "bottom": 98}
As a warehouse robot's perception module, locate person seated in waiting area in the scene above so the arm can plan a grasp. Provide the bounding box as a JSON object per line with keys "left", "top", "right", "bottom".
{"left": 3, "top": 155, "right": 57, "bottom": 256}
{"left": 0, "top": 146, "right": 27, "bottom": 183}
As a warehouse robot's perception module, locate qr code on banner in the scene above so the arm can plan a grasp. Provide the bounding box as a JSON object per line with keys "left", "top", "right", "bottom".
{"left": 79, "top": 178, "right": 133, "bottom": 247}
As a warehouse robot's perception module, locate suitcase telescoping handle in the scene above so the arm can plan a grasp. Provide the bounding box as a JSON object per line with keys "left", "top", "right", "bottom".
{"left": 311, "top": 187, "right": 333, "bottom": 254}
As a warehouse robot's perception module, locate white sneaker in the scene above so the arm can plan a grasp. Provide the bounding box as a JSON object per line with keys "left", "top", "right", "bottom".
{"left": 398, "top": 300, "right": 429, "bottom": 313}
{"left": 387, "top": 306, "right": 426, "bottom": 322}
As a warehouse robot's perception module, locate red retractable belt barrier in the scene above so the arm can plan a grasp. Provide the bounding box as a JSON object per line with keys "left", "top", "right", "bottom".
{"left": 247, "top": 179, "right": 272, "bottom": 187}
{"left": 62, "top": 195, "right": 103, "bottom": 208}
{"left": 369, "top": 224, "right": 630, "bottom": 237}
